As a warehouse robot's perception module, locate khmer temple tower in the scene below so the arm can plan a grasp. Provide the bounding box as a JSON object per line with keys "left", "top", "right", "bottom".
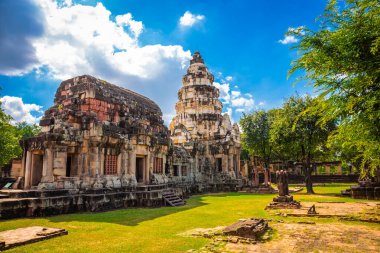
{"left": 170, "top": 52, "right": 241, "bottom": 188}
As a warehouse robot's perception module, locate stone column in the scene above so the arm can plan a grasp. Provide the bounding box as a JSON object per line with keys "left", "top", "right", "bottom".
{"left": 325, "top": 164, "right": 331, "bottom": 174}
{"left": 92, "top": 146, "right": 103, "bottom": 189}
{"left": 244, "top": 161, "right": 249, "bottom": 177}
{"left": 337, "top": 163, "right": 342, "bottom": 175}
{"left": 120, "top": 150, "right": 126, "bottom": 175}
{"left": 222, "top": 154, "right": 228, "bottom": 172}
{"left": 129, "top": 150, "right": 136, "bottom": 176}
{"left": 24, "top": 151, "right": 32, "bottom": 189}
{"left": 229, "top": 154, "right": 233, "bottom": 171}
{"left": 41, "top": 148, "right": 54, "bottom": 182}
{"left": 145, "top": 153, "right": 151, "bottom": 184}
{"left": 264, "top": 168, "right": 269, "bottom": 186}
{"left": 100, "top": 148, "right": 105, "bottom": 175}
{"left": 253, "top": 167, "right": 259, "bottom": 187}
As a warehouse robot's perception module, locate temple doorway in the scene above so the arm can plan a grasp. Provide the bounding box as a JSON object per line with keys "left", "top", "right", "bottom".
{"left": 66, "top": 155, "right": 72, "bottom": 177}
{"left": 31, "top": 154, "right": 43, "bottom": 186}
{"left": 136, "top": 157, "right": 144, "bottom": 183}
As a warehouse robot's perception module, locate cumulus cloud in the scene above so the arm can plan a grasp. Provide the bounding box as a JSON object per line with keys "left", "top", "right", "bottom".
{"left": 179, "top": 11, "right": 205, "bottom": 27}
{"left": 0, "top": 96, "right": 43, "bottom": 124}
{"left": 214, "top": 80, "right": 255, "bottom": 118}
{"left": 0, "top": 0, "right": 193, "bottom": 124}
{"left": 279, "top": 26, "right": 305, "bottom": 45}
{"left": 279, "top": 35, "right": 298, "bottom": 45}
{"left": 0, "top": 0, "right": 44, "bottom": 75}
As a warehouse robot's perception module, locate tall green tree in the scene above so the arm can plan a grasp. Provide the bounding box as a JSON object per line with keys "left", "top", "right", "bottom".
{"left": 271, "top": 95, "right": 335, "bottom": 193}
{"left": 240, "top": 110, "right": 273, "bottom": 168}
{"left": 288, "top": 0, "right": 380, "bottom": 176}
{"left": 0, "top": 103, "right": 22, "bottom": 167}
{"left": 15, "top": 122, "right": 41, "bottom": 139}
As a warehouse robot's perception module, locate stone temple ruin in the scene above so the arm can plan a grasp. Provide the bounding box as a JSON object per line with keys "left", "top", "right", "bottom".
{"left": 0, "top": 52, "right": 241, "bottom": 219}
{"left": 169, "top": 51, "right": 241, "bottom": 191}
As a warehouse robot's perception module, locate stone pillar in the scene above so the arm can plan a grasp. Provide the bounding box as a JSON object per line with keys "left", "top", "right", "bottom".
{"left": 21, "top": 150, "right": 26, "bottom": 177}
{"left": 145, "top": 153, "right": 151, "bottom": 184}
{"left": 117, "top": 153, "right": 122, "bottom": 176}
{"left": 336, "top": 163, "right": 342, "bottom": 175}
{"left": 129, "top": 150, "right": 136, "bottom": 176}
{"left": 325, "top": 164, "right": 331, "bottom": 174}
{"left": 229, "top": 154, "right": 233, "bottom": 171}
{"left": 93, "top": 147, "right": 99, "bottom": 176}
{"left": 24, "top": 151, "right": 32, "bottom": 189}
{"left": 222, "top": 154, "right": 228, "bottom": 172}
{"left": 253, "top": 167, "right": 259, "bottom": 187}
{"left": 41, "top": 148, "right": 54, "bottom": 182}
{"left": 244, "top": 162, "right": 249, "bottom": 177}
{"left": 264, "top": 168, "right": 269, "bottom": 186}
{"left": 120, "top": 150, "right": 126, "bottom": 175}
{"left": 100, "top": 148, "right": 105, "bottom": 175}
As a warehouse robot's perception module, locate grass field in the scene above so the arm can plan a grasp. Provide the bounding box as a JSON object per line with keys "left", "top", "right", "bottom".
{"left": 0, "top": 183, "right": 378, "bottom": 253}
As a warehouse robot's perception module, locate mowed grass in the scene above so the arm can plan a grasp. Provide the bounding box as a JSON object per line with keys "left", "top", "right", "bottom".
{"left": 0, "top": 183, "right": 376, "bottom": 252}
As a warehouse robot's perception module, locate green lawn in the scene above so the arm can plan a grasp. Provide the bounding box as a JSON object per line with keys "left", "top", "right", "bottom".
{"left": 0, "top": 183, "right": 377, "bottom": 252}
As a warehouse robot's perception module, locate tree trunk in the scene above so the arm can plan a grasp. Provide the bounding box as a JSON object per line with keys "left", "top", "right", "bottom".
{"left": 304, "top": 166, "right": 314, "bottom": 194}
{"left": 302, "top": 146, "right": 314, "bottom": 194}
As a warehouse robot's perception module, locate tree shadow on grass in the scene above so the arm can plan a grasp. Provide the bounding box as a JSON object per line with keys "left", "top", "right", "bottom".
{"left": 46, "top": 194, "right": 209, "bottom": 227}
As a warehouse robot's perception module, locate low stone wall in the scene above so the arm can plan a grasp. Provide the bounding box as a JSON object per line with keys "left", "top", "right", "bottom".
{"left": 0, "top": 182, "right": 239, "bottom": 220}
{"left": 270, "top": 174, "right": 360, "bottom": 184}
{"left": 351, "top": 186, "right": 380, "bottom": 200}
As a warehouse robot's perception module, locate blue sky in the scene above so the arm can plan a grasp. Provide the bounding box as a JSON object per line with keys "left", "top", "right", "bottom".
{"left": 0, "top": 0, "right": 327, "bottom": 125}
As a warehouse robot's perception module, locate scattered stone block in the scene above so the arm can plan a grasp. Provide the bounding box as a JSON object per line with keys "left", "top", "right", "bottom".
{"left": 0, "top": 226, "right": 68, "bottom": 250}
{"left": 222, "top": 218, "right": 269, "bottom": 239}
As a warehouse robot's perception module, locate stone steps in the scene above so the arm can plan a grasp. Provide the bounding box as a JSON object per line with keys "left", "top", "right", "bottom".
{"left": 162, "top": 191, "right": 185, "bottom": 207}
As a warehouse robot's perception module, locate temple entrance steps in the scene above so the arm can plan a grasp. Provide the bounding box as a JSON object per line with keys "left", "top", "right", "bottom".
{"left": 162, "top": 190, "right": 185, "bottom": 207}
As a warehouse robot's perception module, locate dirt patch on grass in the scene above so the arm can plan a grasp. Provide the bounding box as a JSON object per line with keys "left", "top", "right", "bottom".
{"left": 270, "top": 202, "right": 379, "bottom": 219}
{"left": 223, "top": 222, "right": 380, "bottom": 253}
{"left": 185, "top": 221, "right": 380, "bottom": 253}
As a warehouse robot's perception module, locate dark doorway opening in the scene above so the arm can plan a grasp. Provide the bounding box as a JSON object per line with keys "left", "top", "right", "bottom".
{"left": 66, "top": 155, "right": 72, "bottom": 177}
{"left": 136, "top": 157, "right": 144, "bottom": 183}
{"left": 31, "top": 154, "right": 43, "bottom": 186}
{"left": 216, "top": 158, "right": 222, "bottom": 172}
{"left": 173, "top": 165, "right": 179, "bottom": 176}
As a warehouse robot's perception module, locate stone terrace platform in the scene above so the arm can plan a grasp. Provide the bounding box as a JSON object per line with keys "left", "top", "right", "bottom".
{"left": 0, "top": 184, "right": 176, "bottom": 220}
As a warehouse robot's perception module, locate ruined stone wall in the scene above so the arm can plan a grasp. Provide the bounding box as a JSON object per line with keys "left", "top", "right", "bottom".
{"left": 21, "top": 75, "right": 169, "bottom": 190}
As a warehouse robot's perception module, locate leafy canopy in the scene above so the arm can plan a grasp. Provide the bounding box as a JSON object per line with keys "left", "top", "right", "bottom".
{"left": 288, "top": 0, "right": 380, "bottom": 175}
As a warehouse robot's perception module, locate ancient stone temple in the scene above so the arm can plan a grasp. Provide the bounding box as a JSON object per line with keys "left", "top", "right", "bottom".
{"left": 17, "top": 52, "right": 241, "bottom": 192}
{"left": 0, "top": 52, "right": 244, "bottom": 219}
{"left": 20, "top": 75, "right": 170, "bottom": 189}
{"left": 169, "top": 52, "right": 241, "bottom": 189}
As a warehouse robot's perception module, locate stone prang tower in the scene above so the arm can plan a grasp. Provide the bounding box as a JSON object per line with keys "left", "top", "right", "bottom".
{"left": 170, "top": 51, "right": 241, "bottom": 188}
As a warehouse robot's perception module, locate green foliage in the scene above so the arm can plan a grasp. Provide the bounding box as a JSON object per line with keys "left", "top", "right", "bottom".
{"left": 0, "top": 100, "right": 41, "bottom": 167}
{"left": 15, "top": 122, "right": 41, "bottom": 140}
{"left": 0, "top": 103, "right": 21, "bottom": 167}
{"left": 240, "top": 110, "right": 273, "bottom": 166}
{"left": 240, "top": 95, "right": 335, "bottom": 193}
{"left": 288, "top": 0, "right": 380, "bottom": 176}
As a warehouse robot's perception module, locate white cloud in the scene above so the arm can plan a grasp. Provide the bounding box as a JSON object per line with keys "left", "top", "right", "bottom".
{"left": 231, "top": 97, "right": 254, "bottom": 108}
{"left": 0, "top": 96, "right": 43, "bottom": 124}
{"left": 279, "top": 35, "right": 298, "bottom": 45}
{"left": 231, "top": 90, "right": 241, "bottom": 99}
{"left": 1, "top": 0, "right": 193, "bottom": 124}
{"left": 213, "top": 82, "right": 230, "bottom": 104}
{"left": 213, "top": 80, "right": 254, "bottom": 115}
{"left": 279, "top": 26, "right": 304, "bottom": 45}
{"left": 179, "top": 11, "right": 205, "bottom": 27}
{"left": 225, "top": 76, "right": 233, "bottom": 81}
